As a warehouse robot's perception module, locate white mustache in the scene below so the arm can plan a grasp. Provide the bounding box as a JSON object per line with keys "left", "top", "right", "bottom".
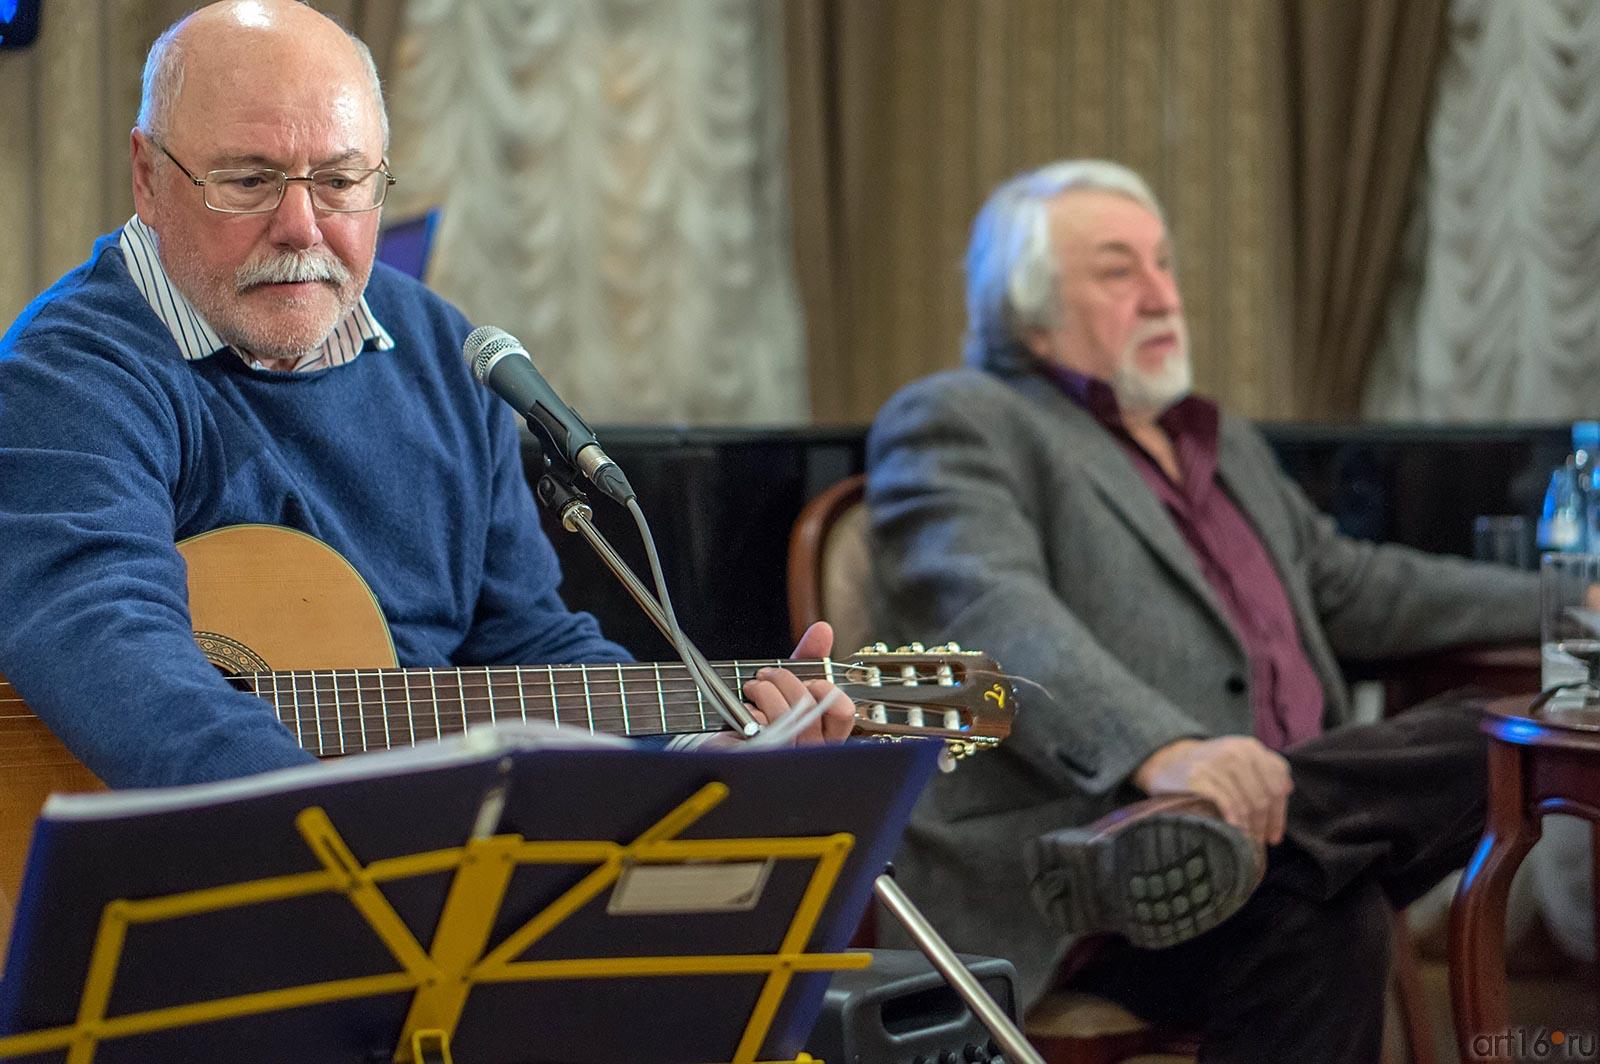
{"left": 1131, "top": 317, "right": 1184, "bottom": 344}
{"left": 236, "top": 251, "right": 351, "bottom": 291}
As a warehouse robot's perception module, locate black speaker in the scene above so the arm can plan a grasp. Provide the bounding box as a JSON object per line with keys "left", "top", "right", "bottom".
{"left": 805, "top": 949, "right": 1020, "bottom": 1064}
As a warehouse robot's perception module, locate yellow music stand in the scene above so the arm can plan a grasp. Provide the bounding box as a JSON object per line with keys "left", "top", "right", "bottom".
{"left": 0, "top": 741, "right": 941, "bottom": 1064}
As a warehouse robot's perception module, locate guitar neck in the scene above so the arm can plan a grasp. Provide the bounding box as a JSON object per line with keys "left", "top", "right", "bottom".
{"left": 237, "top": 658, "right": 825, "bottom": 757}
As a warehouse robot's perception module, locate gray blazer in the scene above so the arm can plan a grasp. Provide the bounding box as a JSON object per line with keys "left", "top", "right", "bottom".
{"left": 864, "top": 366, "right": 1539, "bottom": 1006}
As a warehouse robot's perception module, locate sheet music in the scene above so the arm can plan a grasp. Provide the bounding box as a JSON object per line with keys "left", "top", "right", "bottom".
{"left": 41, "top": 721, "right": 631, "bottom": 821}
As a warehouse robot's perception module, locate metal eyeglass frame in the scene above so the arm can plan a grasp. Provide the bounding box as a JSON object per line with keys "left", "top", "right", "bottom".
{"left": 150, "top": 138, "right": 395, "bottom": 214}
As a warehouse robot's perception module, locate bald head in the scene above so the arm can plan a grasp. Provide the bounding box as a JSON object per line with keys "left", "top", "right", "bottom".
{"left": 127, "top": 0, "right": 391, "bottom": 369}
{"left": 137, "top": 0, "right": 388, "bottom": 150}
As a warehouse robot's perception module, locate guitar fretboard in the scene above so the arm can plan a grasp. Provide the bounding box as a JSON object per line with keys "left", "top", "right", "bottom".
{"left": 235, "top": 659, "right": 831, "bottom": 757}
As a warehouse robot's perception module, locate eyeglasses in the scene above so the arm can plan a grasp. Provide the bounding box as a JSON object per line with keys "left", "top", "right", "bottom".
{"left": 152, "top": 139, "right": 396, "bottom": 214}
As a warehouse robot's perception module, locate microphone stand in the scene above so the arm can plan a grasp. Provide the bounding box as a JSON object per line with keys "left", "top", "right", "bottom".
{"left": 874, "top": 872, "right": 1045, "bottom": 1064}
{"left": 533, "top": 465, "right": 759, "bottom": 736}
{"left": 533, "top": 468, "right": 1044, "bottom": 1064}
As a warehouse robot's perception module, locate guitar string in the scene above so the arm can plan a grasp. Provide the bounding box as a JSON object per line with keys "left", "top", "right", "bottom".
{"left": 0, "top": 684, "right": 958, "bottom": 717}
{"left": 255, "top": 676, "right": 805, "bottom": 733}
{"left": 244, "top": 665, "right": 943, "bottom": 736}
{"left": 0, "top": 710, "right": 982, "bottom": 763}
{"left": 0, "top": 685, "right": 966, "bottom": 718}
{"left": 245, "top": 689, "right": 964, "bottom": 749}
{"left": 0, "top": 666, "right": 824, "bottom": 711}
{"left": 0, "top": 683, "right": 969, "bottom": 714}
{"left": 0, "top": 666, "right": 984, "bottom": 737}
{"left": 0, "top": 657, "right": 968, "bottom": 707}
{"left": 0, "top": 658, "right": 826, "bottom": 695}
{"left": 0, "top": 685, "right": 975, "bottom": 755}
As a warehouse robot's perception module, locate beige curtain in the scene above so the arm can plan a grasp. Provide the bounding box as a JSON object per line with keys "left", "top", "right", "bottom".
{"left": 0, "top": 0, "right": 404, "bottom": 327}
{"left": 382, "top": 1, "right": 806, "bottom": 425}
{"left": 1366, "top": 0, "right": 1600, "bottom": 421}
{"left": 1282, "top": 0, "right": 1448, "bottom": 419}
{"left": 785, "top": 0, "right": 1295, "bottom": 425}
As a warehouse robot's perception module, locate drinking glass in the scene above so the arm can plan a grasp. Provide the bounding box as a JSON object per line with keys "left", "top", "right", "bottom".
{"left": 1539, "top": 552, "right": 1600, "bottom": 708}
{"left": 1473, "top": 515, "right": 1533, "bottom": 570}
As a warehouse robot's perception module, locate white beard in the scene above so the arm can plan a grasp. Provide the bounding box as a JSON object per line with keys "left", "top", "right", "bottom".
{"left": 1111, "top": 321, "right": 1192, "bottom": 417}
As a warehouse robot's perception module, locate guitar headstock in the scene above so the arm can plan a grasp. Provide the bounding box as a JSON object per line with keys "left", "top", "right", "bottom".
{"left": 834, "top": 642, "right": 1014, "bottom": 764}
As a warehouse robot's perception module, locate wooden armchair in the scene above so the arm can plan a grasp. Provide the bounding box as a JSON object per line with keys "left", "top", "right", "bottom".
{"left": 787, "top": 474, "right": 876, "bottom": 654}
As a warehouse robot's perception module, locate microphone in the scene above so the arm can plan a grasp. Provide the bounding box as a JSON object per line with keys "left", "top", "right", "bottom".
{"left": 464, "top": 325, "right": 635, "bottom": 504}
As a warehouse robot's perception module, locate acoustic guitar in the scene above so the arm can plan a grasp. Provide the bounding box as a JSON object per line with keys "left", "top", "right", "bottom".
{"left": 0, "top": 524, "right": 1014, "bottom": 950}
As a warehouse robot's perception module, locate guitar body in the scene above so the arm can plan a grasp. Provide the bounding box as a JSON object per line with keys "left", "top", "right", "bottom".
{"left": 0, "top": 525, "right": 396, "bottom": 949}
{"left": 177, "top": 524, "right": 398, "bottom": 672}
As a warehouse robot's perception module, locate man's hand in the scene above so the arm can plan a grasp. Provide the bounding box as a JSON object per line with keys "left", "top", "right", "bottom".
{"left": 732, "top": 621, "right": 856, "bottom": 745}
{"left": 1132, "top": 736, "right": 1293, "bottom": 845}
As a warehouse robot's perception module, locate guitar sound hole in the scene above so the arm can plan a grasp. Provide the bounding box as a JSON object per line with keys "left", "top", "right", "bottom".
{"left": 193, "top": 631, "right": 271, "bottom": 676}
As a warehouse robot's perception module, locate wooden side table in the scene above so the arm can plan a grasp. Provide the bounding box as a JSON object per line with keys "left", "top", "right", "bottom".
{"left": 1450, "top": 695, "right": 1600, "bottom": 1062}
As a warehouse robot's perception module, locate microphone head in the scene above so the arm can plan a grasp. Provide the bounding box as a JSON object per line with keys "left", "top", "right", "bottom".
{"left": 463, "top": 325, "right": 528, "bottom": 383}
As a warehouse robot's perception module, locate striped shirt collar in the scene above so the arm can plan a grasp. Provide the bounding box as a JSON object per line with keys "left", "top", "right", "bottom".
{"left": 117, "top": 214, "right": 394, "bottom": 372}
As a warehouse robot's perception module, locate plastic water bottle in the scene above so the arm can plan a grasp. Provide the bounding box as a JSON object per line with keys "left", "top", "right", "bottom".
{"left": 1540, "top": 422, "right": 1600, "bottom": 695}
{"left": 1582, "top": 420, "right": 1600, "bottom": 551}
{"left": 1538, "top": 421, "right": 1600, "bottom": 553}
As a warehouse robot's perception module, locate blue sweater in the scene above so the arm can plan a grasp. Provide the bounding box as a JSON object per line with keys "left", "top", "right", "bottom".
{"left": 0, "top": 232, "right": 631, "bottom": 788}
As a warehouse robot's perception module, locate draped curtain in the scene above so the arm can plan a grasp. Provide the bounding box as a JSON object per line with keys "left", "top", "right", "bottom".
{"left": 0, "top": 0, "right": 401, "bottom": 329}
{"left": 1282, "top": 0, "right": 1449, "bottom": 420}
{"left": 383, "top": 0, "right": 806, "bottom": 425}
{"left": 1366, "top": 0, "right": 1600, "bottom": 420}
{"left": 784, "top": 0, "right": 1296, "bottom": 425}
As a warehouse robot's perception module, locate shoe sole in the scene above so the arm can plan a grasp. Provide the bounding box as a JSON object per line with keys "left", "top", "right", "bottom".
{"left": 1026, "top": 812, "right": 1259, "bottom": 950}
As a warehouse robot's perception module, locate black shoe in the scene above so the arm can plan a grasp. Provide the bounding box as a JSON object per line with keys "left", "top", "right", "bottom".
{"left": 1025, "top": 794, "right": 1265, "bottom": 950}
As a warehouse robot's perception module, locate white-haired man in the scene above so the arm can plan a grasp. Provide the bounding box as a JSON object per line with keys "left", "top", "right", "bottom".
{"left": 0, "top": 0, "right": 850, "bottom": 792}
{"left": 865, "top": 159, "right": 1541, "bottom": 1062}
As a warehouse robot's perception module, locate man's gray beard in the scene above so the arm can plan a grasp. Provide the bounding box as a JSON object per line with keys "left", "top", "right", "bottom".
{"left": 1112, "top": 349, "right": 1193, "bottom": 418}
{"left": 155, "top": 233, "right": 359, "bottom": 362}
{"left": 219, "top": 295, "right": 347, "bottom": 363}
{"left": 210, "top": 300, "right": 350, "bottom": 364}
{"left": 227, "top": 249, "right": 359, "bottom": 361}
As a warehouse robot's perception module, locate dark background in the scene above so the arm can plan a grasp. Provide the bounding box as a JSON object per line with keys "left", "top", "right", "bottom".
{"left": 531, "top": 424, "right": 1572, "bottom": 661}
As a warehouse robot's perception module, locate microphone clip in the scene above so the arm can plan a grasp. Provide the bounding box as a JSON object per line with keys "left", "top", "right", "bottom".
{"left": 533, "top": 459, "right": 593, "bottom": 535}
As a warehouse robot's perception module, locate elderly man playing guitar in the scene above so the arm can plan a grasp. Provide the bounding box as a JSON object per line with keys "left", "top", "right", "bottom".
{"left": 0, "top": 0, "right": 857, "bottom": 798}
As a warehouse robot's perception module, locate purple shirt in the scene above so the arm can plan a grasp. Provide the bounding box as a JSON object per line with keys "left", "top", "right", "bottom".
{"left": 1047, "top": 368, "right": 1325, "bottom": 750}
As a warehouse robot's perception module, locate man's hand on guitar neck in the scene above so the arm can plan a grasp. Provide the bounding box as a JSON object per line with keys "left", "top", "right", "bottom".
{"left": 714, "top": 621, "right": 855, "bottom": 747}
